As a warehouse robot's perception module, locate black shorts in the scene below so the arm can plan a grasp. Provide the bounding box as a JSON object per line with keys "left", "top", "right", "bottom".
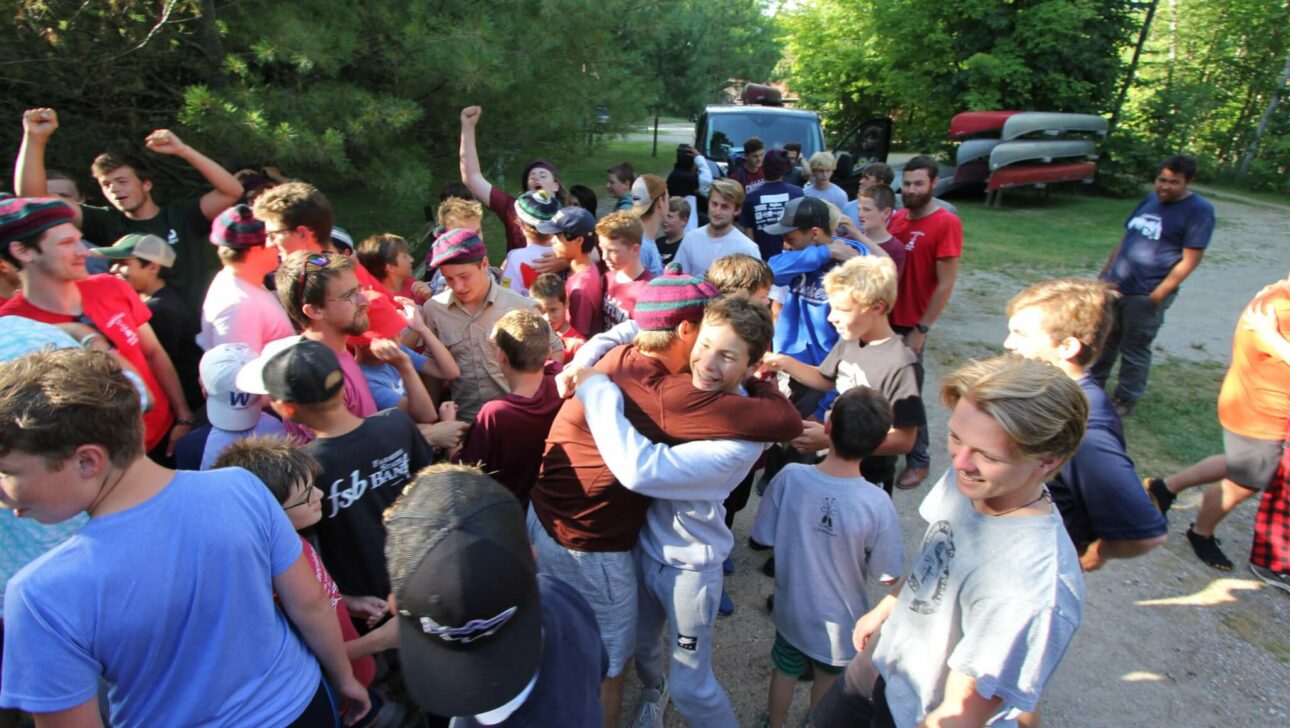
{"left": 811, "top": 662, "right": 895, "bottom": 728}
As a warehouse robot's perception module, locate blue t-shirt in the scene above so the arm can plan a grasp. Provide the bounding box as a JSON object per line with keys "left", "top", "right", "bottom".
{"left": 1104, "top": 192, "right": 1215, "bottom": 296}
{"left": 741, "top": 180, "right": 804, "bottom": 260}
{"left": 0, "top": 469, "right": 321, "bottom": 726}
{"left": 1049, "top": 377, "right": 1168, "bottom": 547}
{"left": 358, "top": 345, "right": 430, "bottom": 411}
{"left": 768, "top": 238, "right": 870, "bottom": 367}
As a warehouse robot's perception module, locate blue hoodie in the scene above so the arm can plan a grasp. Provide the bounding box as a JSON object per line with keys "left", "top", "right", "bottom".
{"left": 769, "top": 237, "right": 870, "bottom": 366}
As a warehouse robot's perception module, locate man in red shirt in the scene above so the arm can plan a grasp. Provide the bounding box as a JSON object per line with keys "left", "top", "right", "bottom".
{"left": 0, "top": 197, "right": 195, "bottom": 460}
{"left": 887, "top": 155, "right": 962, "bottom": 489}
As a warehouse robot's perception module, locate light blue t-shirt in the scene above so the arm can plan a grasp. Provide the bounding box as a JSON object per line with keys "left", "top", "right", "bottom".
{"left": 0, "top": 468, "right": 321, "bottom": 726}
{"left": 358, "top": 345, "right": 430, "bottom": 411}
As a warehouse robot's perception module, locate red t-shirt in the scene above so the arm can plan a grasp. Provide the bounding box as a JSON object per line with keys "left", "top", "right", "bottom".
{"left": 602, "top": 268, "right": 653, "bottom": 329}
{"left": 0, "top": 275, "right": 173, "bottom": 451}
{"left": 558, "top": 325, "right": 587, "bottom": 364}
{"left": 488, "top": 187, "right": 527, "bottom": 253}
{"left": 300, "top": 536, "right": 377, "bottom": 687}
{"left": 456, "top": 369, "right": 564, "bottom": 507}
{"left": 566, "top": 262, "right": 606, "bottom": 337}
{"left": 887, "top": 207, "right": 963, "bottom": 328}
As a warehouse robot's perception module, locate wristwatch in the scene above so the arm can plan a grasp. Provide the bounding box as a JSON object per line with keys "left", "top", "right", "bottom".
{"left": 915, "top": 323, "right": 930, "bottom": 334}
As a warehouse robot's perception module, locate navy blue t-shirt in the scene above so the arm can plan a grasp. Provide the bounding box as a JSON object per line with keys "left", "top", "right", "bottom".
{"left": 1048, "top": 377, "right": 1168, "bottom": 547}
{"left": 740, "top": 180, "right": 804, "bottom": 261}
{"left": 1104, "top": 192, "right": 1215, "bottom": 296}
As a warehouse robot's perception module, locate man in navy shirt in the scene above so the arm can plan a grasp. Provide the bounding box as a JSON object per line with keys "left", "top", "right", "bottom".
{"left": 1005, "top": 278, "right": 1168, "bottom": 570}
{"left": 1091, "top": 154, "right": 1215, "bottom": 416}
{"left": 740, "top": 149, "right": 804, "bottom": 261}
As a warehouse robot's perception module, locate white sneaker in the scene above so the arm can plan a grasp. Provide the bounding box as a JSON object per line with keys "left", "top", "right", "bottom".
{"left": 633, "top": 678, "right": 669, "bottom": 728}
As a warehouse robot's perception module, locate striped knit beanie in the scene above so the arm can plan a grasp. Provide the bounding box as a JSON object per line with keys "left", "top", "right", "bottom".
{"left": 209, "top": 204, "right": 266, "bottom": 249}
{"left": 514, "top": 189, "right": 561, "bottom": 228}
{"left": 0, "top": 197, "right": 75, "bottom": 260}
{"left": 635, "top": 263, "right": 718, "bottom": 331}
{"left": 429, "top": 228, "right": 487, "bottom": 268}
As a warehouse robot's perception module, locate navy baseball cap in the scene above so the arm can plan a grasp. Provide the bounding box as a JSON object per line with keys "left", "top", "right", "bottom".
{"left": 536, "top": 206, "right": 597, "bottom": 240}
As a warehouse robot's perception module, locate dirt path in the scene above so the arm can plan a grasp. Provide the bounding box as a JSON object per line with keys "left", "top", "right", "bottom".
{"left": 634, "top": 193, "right": 1290, "bottom": 727}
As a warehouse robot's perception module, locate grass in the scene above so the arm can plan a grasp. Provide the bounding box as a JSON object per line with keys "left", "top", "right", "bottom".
{"left": 1195, "top": 180, "right": 1289, "bottom": 209}
{"left": 953, "top": 191, "right": 1127, "bottom": 279}
{"left": 1115, "top": 360, "right": 1225, "bottom": 477}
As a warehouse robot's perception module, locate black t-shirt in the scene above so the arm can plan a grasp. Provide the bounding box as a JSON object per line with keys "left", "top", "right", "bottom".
{"left": 304, "top": 408, "right": 436, "bottom": 598}
{"left": 81, "top": 199, "right": 215, "bottom": 312}
{"left": 146, "top": 285, "right": 204, "bottom": 413}
{"left": 819, "top": 337, "right": 925, "bottom": 485}
{"left": 449, "top": 575, "right": 608, "bottom": 728}
{"left": 654, "top": 235, "right": 683, "bottom": 268}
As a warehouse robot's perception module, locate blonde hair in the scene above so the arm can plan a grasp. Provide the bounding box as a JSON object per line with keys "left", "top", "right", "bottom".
{"left": 491, "top": 309, "right": 552, "bottom": 372}
{"left": 595, "top": 211, "right": 643, "bottom": 246}
{"left": 824, "top": 256, "right": 898, "bottom": 312}
{"left": 709, "top": 178, "right": 745, "bottom": 208}
{"left": 940, "top": 354, "right": 1088, "bottom": 464}
{"left": 437, "top": 197, "right": 484, "bottom": 230}
{"left": 706, "top": 254, "right": 772, "bottom": 296}
{"left": 1006, "top": 279, "right": 1115, "bottom": 367}
{"left": 809, "top": 151, "right": 837, "bottom": 172}
{"left": 633, "top": 329, "right": 679, "bottom": 353}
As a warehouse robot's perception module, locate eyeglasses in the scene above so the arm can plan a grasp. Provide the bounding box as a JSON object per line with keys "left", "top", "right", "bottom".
{"left": 284, "top": 485, "right": 317, "bottom": 510}
{"left": 265, "top": 227, "right": 294, "bottom": 242}
{"left": 294, "top": 253, "right": 332, "bottom": 310}
{"left": 328, "top": 287, "right": 368, "bottom": 306}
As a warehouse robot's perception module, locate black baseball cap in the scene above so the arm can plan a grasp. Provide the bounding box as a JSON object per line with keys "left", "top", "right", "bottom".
{"left": 234, "top": 336, "right": 345, "bottom": 404}
{"left": 764, "top": 196, "right": 832, "bottom": 235}
{"left": 385, "top": 466, "right": 543, "bottom": 717}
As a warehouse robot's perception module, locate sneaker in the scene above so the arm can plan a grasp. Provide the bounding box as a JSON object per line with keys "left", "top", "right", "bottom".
{"left": 723, "top": 556, "right": 735, "bottom": 575}
{"left": 718, "top": 590, "right": 735, "bottom": 616}
{"left": 1144, "top": 476, "right": 1175, "bottom": 514}
{"left": 1187, "top": 525, "right": 1233, "bottom": 571}
{"left": 762, "top": 555, "right": 776, "bottom": 577}
{"left": 633, "top": 678, "right": 669, "bottom": 728}
{"left": 1112, "top": 397, "right": 1136, "bottom": 417}
{"left": 1250, "top": 563, "right": 1290, "bottom": 593}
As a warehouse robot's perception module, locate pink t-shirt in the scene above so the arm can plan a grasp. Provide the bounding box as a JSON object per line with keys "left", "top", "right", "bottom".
{"left": 285, "top": 348, "right": 378, "bottom": 443}
{"left": 299, "top": 537, "right": 376, "bottom": 687}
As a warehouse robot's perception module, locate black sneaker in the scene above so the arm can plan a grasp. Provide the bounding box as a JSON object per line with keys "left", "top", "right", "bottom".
{"left": 762, "top": 556, "right": 775, "bottom": 577}
{"left": 1187, "top": 525, "right": 1233, "bottom": 571}
{"left": 1250, "top": 564, "right": 1290, "bottom": 593}
{"left": 1144, "top": 477, "right": 1175, "bottom": 514}
{"left": 1112, "top": 397, "right": 1136, "bottom": 417}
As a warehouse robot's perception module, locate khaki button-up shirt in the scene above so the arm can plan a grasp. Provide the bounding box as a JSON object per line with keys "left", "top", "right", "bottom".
{"left": 423, "top": 280, "right": 564, "bottom": 423}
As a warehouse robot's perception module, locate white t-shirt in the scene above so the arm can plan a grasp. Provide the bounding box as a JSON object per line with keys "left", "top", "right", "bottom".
{"left": 873, "top": 471, "right": 1084, "bottom": 728}
{"left": 804, "top": 182, "right": 849, "bottom": 209}
{"left": 199, "top": 268, "right": 295, "bottom": 353}
{"left": 751, "top": 463, "right": 904, "bottom": 665}
{"left": 500, "top": 243, "right": 555, "bottom": 297}
{"left": 672, "top": 225, "right": 759, "bottom": 279}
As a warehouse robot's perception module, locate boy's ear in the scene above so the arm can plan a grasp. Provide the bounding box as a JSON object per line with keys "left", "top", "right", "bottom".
{"left": 269, "top": 399, "right": 295, "bottom": 421}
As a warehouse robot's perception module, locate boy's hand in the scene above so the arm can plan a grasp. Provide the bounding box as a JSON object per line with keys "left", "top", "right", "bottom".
{"left": 369, "top": 338, "right": 411, "bottom": 367}
{"left": 759, "top": 352, "right": 788, "bottom": 374}
{"left": 438, "top": 401, "right": 457, "bottom": 422}
{"left": 829, "top": 239, "right": 860, "bottom": 262}
{"left": 22, "top": 108, "right": 58, "bottom": 140}
{"left": 410, "top": 280, "right": 432, "bottom": 300}
{"left": 532, "top": 252, "right": 570, "bottom": 275}
{"left": 335, "top": 674, "right": 372, "bottom": 726}
{"left": 851, "top": 596, "right": 896, "bottom": 652}
{"left": 342, "top": 594, "right": 389, "bottom": 628}
{"left": 421, "top": 420, "right": 469, "bottom": 449}
{"left": 367, "top": 617, "right": 399, "bottom": 652}
{"left": 144, "top": 129, "right": 189, "bottom": 156}
{"left": 461, "top": 106, "right": 482, "bottom": 128}
{"left": 791, "top": 420, "right": 828, "bottom": 453}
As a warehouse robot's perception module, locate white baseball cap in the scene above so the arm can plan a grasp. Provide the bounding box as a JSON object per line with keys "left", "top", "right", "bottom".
{"left": 200, "top": 343, "right": 265, "bottom": 431}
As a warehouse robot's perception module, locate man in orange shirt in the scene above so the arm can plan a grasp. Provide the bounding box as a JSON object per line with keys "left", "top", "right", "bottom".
{"left": 1145, "top": 276, "right": 1290, "bottom": 576}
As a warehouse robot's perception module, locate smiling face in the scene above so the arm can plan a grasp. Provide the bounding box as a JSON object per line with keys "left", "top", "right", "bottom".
{"left": 605, "top": 173, "right": 630, "bottom": 197}
{"left": 95, "top": 165, "right": 152, "bottom": 215}
{"left": 707, "top": 191, "right": 739, "bottom": 232}
{"left": 689, "top": 321, "right": 753, "bottom": 393}
{"left": 14, "top": 223, "right": 89, "bottom": 282}
{"left": 827, "top": 290, "right": 883, "bottom": 342}
{"left": 528, "top": 167, "right": 557, "bottom": 193}
{"left": 1004, "top": 306, "right": 1067, "bottom": 367}
{"left": 946, "top": 397, "right": 1055, "bottom": 508}
{"left": 109, "top": 257, "right": 158, "bottom": 294}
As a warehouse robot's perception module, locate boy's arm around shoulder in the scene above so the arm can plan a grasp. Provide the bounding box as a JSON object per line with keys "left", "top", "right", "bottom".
{"left": 656, "top": 372, "right": 803, "bottom": 443}
{"left": 768, "top": 245, "right": 831, "bottom": 285}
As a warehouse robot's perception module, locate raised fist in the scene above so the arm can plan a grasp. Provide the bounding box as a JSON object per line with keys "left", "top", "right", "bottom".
{"left": 22, "top": 108, "right": 59, "bottom": 140}
{"left": 144, "top": 129, "right": 188, "bottom": 156}
{"left": 460, "top": 106, "right": 482, "bottom": 127}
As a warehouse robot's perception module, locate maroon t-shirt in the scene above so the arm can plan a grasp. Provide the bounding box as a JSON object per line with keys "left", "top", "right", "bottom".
{"left": 879, "top": 235, "right": 908, "bottom": 279}
{"left": 530, "top": 345, "right": 803, "bottom": 552}
{"left": 602, "top": 268, "right": 653, "bottom": 329}
{"left": 456, "top": 368, "right": 564, "bottom": 507}
{"left": 488, "top": 187, "right": 526, "bottom": 253}
{"left": 566, "top": 262, "right": 606, "bottom": 337}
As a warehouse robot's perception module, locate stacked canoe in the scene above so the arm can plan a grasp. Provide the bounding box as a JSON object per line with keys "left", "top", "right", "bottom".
{"left": 949, "top": 111, "right": 1106, "bottom": 205}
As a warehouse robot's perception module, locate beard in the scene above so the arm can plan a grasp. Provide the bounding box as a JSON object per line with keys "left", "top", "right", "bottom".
{"left": 343, "top": 312, "right": 370, "bottom": 336}
{"left": 903, "top": 189, "right": 933, "bottom": 211}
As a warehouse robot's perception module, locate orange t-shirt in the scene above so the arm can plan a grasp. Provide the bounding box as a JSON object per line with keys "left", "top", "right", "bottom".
{"left": 1217, "top": 286, "right": 1290, "bottom": 440}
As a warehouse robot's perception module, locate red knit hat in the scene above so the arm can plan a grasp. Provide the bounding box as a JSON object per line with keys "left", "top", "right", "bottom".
{"left": 634, "top": 263, "right": 718, "bottom": 331}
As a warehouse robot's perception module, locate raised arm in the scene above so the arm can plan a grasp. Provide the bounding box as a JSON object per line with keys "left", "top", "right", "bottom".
{"left": 16, "top": 108, "right": 85, "bottom": 227}
{"left": 143, "top": 130, "right": 242, "bottom": 219}
{"left": 768, "top": 245, "right": 832, "bottom": 285}
{"left": 458, "top": 106, "right": 494, "bottom": 203}
{"left": 369, "top": 338, "right": 439, "bottom": 424}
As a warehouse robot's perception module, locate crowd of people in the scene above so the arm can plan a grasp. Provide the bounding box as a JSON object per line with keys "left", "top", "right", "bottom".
{"left": 0, "top": 100, "right": 1283, "bottom": 728}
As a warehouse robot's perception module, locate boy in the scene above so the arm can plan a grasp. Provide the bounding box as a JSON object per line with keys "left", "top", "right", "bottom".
{"left": 456, "top": 310, "right": 563, "bottom": 506}
{"left": 198, "top": 203, "right": 295, "bottom": 353}
{"left": 606, "top": 162, "right": 636, "bottom": 211}
{"left": 538, "top": 205, "right": 605, "bottom": 337}
{"left": 0, "top": 348, "right": 368, "bottom": 725}
{"left": 175, "top": 343, "right": 287, "bottom": 470}
{"left": 531, "top": 272, "right": 586, "bottom": 363}
{"left": 91, "top": 232, "right": 203, "bottom": 411}
{"left": 656, "top": 196, "right": 690, "bottom": 267}
{"left": 707, "top": 253, "right": 773, "bottom": 303}
{"left": 751, "top": 387, "right": 905, "bottom": 728}
{"left": 851, "top": 184, "right": 906, "bottom": 276}
{"left": 356, "top": 232, "right": 423, "bottom": 302}
{"left": 762, "top": 256, "right": 924, "bottom": 492}
{"left": 674, "top": 178, "right": 760, "bottom": 278}
{"left": 597, "top": 211, "right": 654, "bottom": 328}
{"left": 803, "top": 152, "right": 848, "bottom": 209}
{"left": 238, "top": 336, "right": 435, "bottom": 603}
{"left": 500, "top": 189, "right": 561, "bottom": 297}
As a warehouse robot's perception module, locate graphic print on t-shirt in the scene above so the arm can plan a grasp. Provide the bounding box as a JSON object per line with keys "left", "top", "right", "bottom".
{"left": 1126, "top": 214, "right": 1163, "bottom": 240}
{"left": 816, "top": 496, "right": 838, "bottom": 536}
{"left": 753, "top": 192, "right": 792, "bottom": 228}
{"left": 326, "top": 448, "right": 412, "bottom": 517}
{"left": 904, "top": 230, "right": 925, "bottom": 252}
{"left": 907, "top": 521, "right": 955, "bottom": 615}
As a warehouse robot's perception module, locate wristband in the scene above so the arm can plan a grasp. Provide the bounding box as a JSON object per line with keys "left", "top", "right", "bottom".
{"left": 915, "top": 323, "right": 929, "bottom": 334}
{"left": 79, "top": 332, "right": 106, "bottom": 349}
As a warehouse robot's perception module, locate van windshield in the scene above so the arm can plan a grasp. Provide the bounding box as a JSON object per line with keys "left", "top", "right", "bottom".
{"left": 702, "top": 112, "right": 823, "bottom": 162}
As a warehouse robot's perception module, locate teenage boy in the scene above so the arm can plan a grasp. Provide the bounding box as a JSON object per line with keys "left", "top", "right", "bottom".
{"left": 528, "top": 270, "right": 802, "bottom": 728}
{"left": 812, "top": 355, "right": 1087, "bottom": 728}
{"left": 0, "top": 197, "right": 194, "bottom": 459}
{"left": 538, "top": 206, "right": 606, "bottom": 337}
{"left": 762, "top": 256, "right": 924, "bottom": 493}
{"left": 729, "top": 136, "right": 767, "bottom": 193}
{"left": 500, "top": 189, "right": 562, "bottom": 297}
{"left": 888, "top": 155, "right": 963, "bottom": 489}
{"left": 572, "top": 295, "right": 784, "bottom": 728}
{"left": 423, "top": 229, "right": 564, "bottom": 424}
{"left": 531, "top": 272, "right": 587, "bottom": 363}
{"left": 607, "top": 162, "right": 636, "bottom": 211}
{"left": 674, "top": 178, "right": 760, "bottom": 279}
{"left": 1004, "top": 279, "right": 1168, "bottom": 571}
{"left": 851, "top": 184, "right": 907, "bottom": 276}
{"left": 629, "top": 174, "right": 668, "bottom": 276}
{"left": 238, "top": 337, "right": 435, "bottom": 604}
{"left": 199, "top": 203, "right": 295, "bottom": 352}
{"left": 175, "top": 343, "right": 287, "bottom": 470}
{"left": 657, "top": 197, "right": 690, "bottom": 267}
{"left": 0, "top": 348, "right": 368, "bottom": 726}
{"left": 597, "top": 211, "right": 654, "bottom": 328}
{"left": 91, "top": 232, "right": 204, "bottom": 412}
{"left": 804, "top": 152, "right": 848, "bottom": 209}
{"left": 14, "top": 108, "right": 244, "bottom": 310}
{"left": 741, "top": 149, "right": 805, "bottom": 261}
{"left": 751, "top": 387, "right": 905, "bottom": 728}
{"left": 457, "top": 310, "right": 562, "bottom": 506}
{"left": 356, "top": 232, "right": 420, "bottom": 301}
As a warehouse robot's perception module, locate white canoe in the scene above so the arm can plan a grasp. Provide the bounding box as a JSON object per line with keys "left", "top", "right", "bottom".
{"left": 1001, "top": 112, "right": 1108, "bottom": 141}
{"left": 956, "top": 139, "right": 1000, "bottom": 166}
{"left": 989, "top": 139, "right": 1098, "bottom": 171}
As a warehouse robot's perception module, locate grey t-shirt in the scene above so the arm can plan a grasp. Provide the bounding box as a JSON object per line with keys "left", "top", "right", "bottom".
{"left": 873, "top": 471, "right": 1084, "bottom": 727}
{"left": 751, "top": 463, "right": 904, "bottom": 666}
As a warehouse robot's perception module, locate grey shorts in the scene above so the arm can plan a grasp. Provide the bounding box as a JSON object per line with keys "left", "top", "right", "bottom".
{"left": 1222, "top": 428, "right": 1284, "bottom": 490}
{"left": 526, "top": 508, "right": 638, "bottom": 676}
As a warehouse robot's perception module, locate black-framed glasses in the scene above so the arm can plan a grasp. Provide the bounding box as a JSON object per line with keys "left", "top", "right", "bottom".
{"left": 284, "top": 485, "right": 317, "bottom": 510}
{"left": 295, "top": 253, "right": 333, "bottom": 310}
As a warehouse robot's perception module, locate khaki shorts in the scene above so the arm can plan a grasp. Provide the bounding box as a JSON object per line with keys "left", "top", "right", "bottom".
{"left": 1222, "top": 428, "right": 1283, "bottom": 490}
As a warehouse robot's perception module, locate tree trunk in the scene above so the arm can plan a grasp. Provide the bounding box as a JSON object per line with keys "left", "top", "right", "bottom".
{"left": 1110, "top": 0, "right": 1159, "bottom": 132}
{"left": 197, "top": 0, "right": 227, "bottom": 90}
{"left": 1239, "top": 53, "right": 1290, "bottom": 175}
